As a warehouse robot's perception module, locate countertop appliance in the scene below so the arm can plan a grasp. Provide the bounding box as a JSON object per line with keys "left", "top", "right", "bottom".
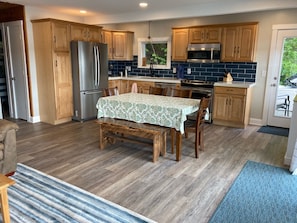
{"left": 71, "top": 40, "right": 108, "bottom": 121}
{"left": 187, "top": 43, "right": 220, "bottom": 63}
{"left": 181, "top": 79, "right": 214, "bottom": 122}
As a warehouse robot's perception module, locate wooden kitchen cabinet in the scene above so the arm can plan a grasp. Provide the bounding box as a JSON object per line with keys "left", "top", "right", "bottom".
{"left": 221, "top": 23, "right": 258, "bottom": 62}
{"left": 128, "top": 80, "right": 155, "bottom": 94}
{"left": 108, "top": 79, "right": 121, "bottom": 93}
{"left": 102, "top": 30, "right": 134, "bottom": 60}
{"left": 51, "top": 21, "right": 71, "bottom": 51}
{"left": 213, "top": 86, "right": 252, "bottom": 128}
{"left": 189, "top": 26, "right": 221, "bottom": 43}
{"left": 172, "top": 28, "right": 189, "bottom": 61}
{"left": 120, "top": 80, "right": 129, "bottom": 94}
{"left": 32, "top": 19, "right": 73, "bottom": 125}
{"left": 70, "top": 24, "right": 102, "bottom": 42}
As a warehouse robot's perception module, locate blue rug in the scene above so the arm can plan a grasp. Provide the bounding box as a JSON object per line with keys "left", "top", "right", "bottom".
{"left": 5, "top": 163, "right": 156, "bottom": 223}
{"left": 257, "top": 126, "right": 289, "bottom": 137}
{"left": 209, "top": 161, "right": 297, "bottom": 223}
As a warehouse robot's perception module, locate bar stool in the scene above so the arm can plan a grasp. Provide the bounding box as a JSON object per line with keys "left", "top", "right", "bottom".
{"left": 0, "top": 174, "right": 15, "bottom": 223}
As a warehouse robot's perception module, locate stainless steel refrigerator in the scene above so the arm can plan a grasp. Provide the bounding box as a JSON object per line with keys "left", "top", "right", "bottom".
{"left": 70, "top": 40, "right": 108, "bottom": 122}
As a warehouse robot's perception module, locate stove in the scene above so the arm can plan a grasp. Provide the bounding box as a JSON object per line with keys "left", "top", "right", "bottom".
{"left": 180, "top": 79, "right": 215, "bottom": 88}
{"left": 180, "top": 79, "right": 214, "bottom": 122}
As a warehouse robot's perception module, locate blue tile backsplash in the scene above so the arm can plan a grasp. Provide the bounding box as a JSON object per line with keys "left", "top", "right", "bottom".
{"left": 108, "top": 56, "right": 256, "bottom": 83}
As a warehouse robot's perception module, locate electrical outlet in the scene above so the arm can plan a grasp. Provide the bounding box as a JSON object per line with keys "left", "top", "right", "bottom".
{"left": 187, "top": 67, "right": 191, "bottom": 74}
{"left": 126, "top": 66, "right": 131, "bottom": 71}
{"left": 173, "top": 67, "right": 177, "bottom": 74}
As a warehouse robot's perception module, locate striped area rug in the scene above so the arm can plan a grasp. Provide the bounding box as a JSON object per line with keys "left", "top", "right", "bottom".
{"left": 5, "top": 163, "right": 156, "bottom": 223}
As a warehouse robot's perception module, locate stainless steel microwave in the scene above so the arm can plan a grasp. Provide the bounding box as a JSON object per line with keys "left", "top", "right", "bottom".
{"left": 187, "top": 43, "right": 221, "bottom": 63}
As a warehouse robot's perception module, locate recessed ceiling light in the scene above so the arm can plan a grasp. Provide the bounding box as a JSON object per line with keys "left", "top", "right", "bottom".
{"left": 80, "top": 10, "right": 87, "bottom": 14}
{"left": 139, "top": 2, "right": 148, "bottom": 8}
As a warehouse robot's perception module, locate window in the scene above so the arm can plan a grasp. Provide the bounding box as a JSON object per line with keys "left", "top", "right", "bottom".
{"left": 137, "top": 37, "right": 171, "bottom": 69}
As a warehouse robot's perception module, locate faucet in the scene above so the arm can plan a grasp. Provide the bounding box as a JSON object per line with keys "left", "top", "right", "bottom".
{"left": 149, "top": 58, "right": 155, "bottom": 77}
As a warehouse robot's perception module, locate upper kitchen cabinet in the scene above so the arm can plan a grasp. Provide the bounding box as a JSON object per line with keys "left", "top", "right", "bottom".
{"left": 189, "top": 26, "right": 221, "bottom": 43}
{"left": 221, "top": 23, "right": 258, "bottom": 62}
{"left": 32, "top": 19, "right": 73, "bottom": 125}
{"left": 51, "top": 21, "right": 71, "bottom": 51}
{"left": 172, "top": 28, "right": 189, "bottom": 61}
{"left": 102, "top": 30, "right": 134, "bottom": 60}
{"left": 70, "top": 24, "right": 102, "bottom": 42}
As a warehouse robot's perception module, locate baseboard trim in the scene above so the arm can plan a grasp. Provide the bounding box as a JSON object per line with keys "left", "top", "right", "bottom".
{"left": 249, "top": 118, "right": 264, "bottom": 126}
{"left": 28, "top": 116, "right": 40, "bottom": 123}
{"left": 284, "top": 156, "right": 291, "bottom": 166}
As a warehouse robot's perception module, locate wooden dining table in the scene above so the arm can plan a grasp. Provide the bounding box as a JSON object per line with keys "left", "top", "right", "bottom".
{"left": 96, "top": 92, "right": 200, "bottom": 161}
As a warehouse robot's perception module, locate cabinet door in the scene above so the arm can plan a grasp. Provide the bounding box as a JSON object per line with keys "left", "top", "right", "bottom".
{"left": 102, "top": 31, "right": 113, "bottom": 59}
{"left": 87, "top": 26, "right": 102, "bottom": 42}
{"left": 120, "top": 80, "right": 129, "bottom": 94}
{"left": 70, "top": 24, "right": 87, "bottom": 41}
{"left": 213, "top": 94, "right": 229, "bottom": 120}
{"left": 205, "top": 27, "right": 221, "bottom": 43}
{"left": 189, "top": 28, "right": 204, "bottom": 43}
{"left": 221, "top": 24, "right": 257, "bottom": 62}
{"left": 236, "top": 25, "right": 257, "bottom": 62}
{"left": 52, "top": 22, "right": 70, "bottom": 51}
{"left": 229, "top": 95, "right": 246, "bottom": 122}
{"left": 221, "top": 26, "right": 237, "bottom": 61}
{"left": 112, "top": 32, "right": 126, "bottom": 59}
{"left": 172, "top": 28, "right": 188, "bottom": 61}
{"left": 53, "top": 52, "right": 73, "bottom": 119}
{"left": 108, "top": 80, "right": 121, "bottom": 92}
{"left": 190, "top": 27, "right": 221, "bottom": 43}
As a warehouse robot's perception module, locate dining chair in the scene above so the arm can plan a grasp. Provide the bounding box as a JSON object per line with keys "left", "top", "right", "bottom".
{"left": 103, "top": 87, "right": 118, "bottom": 96}
{"left": 149, "top": 86, "right": 167, "bottom": 95}
{"left": 184, "top": 97, "right": 210, "bottom": 158}
{"left": 169, "top": 87, "right": 193, "bottom": 155}
{"left": 167, "top": 87, "right": 192, "bottom": 98}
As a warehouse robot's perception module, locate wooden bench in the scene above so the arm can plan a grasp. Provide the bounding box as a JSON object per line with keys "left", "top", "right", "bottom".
{"left": 97, "top": 118, "right": 167, "bottom": 162}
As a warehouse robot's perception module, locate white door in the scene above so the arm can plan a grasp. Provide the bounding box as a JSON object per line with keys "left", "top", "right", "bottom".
{"left": 266, "top": 25, "right": 297, "bottom": 128}
{"left": 2, "top": 20, "right": 29, "bottom": 120}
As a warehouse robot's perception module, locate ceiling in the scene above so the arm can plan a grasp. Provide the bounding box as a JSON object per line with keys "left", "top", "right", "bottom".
{"left": 1, "top": 0, "right": 297, "bottom": 24}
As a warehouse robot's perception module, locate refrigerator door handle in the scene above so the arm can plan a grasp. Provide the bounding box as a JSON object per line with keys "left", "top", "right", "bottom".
{"left": 93, "top": 46, "right": 98, "bottom": 86}
{"left": 83, "top": 90, "right": 102, "bottom": 95}
{"left": 96, "top": 46, "right": 101, "bottom": 87}
{"left": 93, "top": 45, "right": 101, "bottom": 87}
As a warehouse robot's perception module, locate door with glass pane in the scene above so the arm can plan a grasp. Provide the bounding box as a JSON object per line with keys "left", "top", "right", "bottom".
{"left": 267, "top": 29, "right": 297, "bottom": 128}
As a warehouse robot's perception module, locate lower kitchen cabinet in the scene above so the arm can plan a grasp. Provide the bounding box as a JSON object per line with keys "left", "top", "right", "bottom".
{"left": 108, "top": 79, "right": 121, "bottom": 89}
{"left": 213, "top": 86, "right": 252, "bottom": 128}
{"left": 127, "top": 80, "right": 155, "bottom": 94}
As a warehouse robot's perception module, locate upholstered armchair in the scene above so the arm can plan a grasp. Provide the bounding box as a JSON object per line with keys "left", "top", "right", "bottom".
{"left": 0, "top": 119, "right": 18, "bottom": 175}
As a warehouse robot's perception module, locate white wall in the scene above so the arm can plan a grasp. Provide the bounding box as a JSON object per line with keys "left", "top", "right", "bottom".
{"left": 23, "top": 7, "right": 297, "bottom": 124}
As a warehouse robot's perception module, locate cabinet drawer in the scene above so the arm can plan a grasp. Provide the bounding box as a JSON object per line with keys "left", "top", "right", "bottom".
{"left": 214, "top": 87, "right": 247, "bottom": 95}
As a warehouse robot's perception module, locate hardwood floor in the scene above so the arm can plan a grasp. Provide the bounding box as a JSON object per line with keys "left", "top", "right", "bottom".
{"left": 13, "top": 119, "right": 288, "bottom": 223}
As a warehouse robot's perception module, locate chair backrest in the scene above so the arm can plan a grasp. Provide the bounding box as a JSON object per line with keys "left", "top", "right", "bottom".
{"left": 167, "top": 88, "right": 192, "bottom": 98}
{"left": 149, "top": 86, "right": 167, "bottom": 95}
{"left": 104, "top": 87, "right": 118, "bottom": 96}
{"left": 196, "top": 97, "right": 211, "bottom": 129}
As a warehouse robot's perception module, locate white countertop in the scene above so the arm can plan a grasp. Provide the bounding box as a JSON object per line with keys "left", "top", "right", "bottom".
{"left": 109, "top": 77, "right": 256, "bottom": 87}
{"left": 214, "top": 81, "right": 256, "bottom": 88}
{"left": 109, "top": 76, "right": 181, "bottom": 84}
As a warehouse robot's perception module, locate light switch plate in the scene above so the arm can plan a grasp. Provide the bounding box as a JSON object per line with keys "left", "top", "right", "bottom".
{"left": 187, "top": 67, "right": 191, "bottom": 74}
{"left": 173, "top": 67, "right": 177, "bottom": 74}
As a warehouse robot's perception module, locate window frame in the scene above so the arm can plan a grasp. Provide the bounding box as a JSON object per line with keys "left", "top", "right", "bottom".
{"left": 137, "top": 37, "right": 171, "bottom": 70}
